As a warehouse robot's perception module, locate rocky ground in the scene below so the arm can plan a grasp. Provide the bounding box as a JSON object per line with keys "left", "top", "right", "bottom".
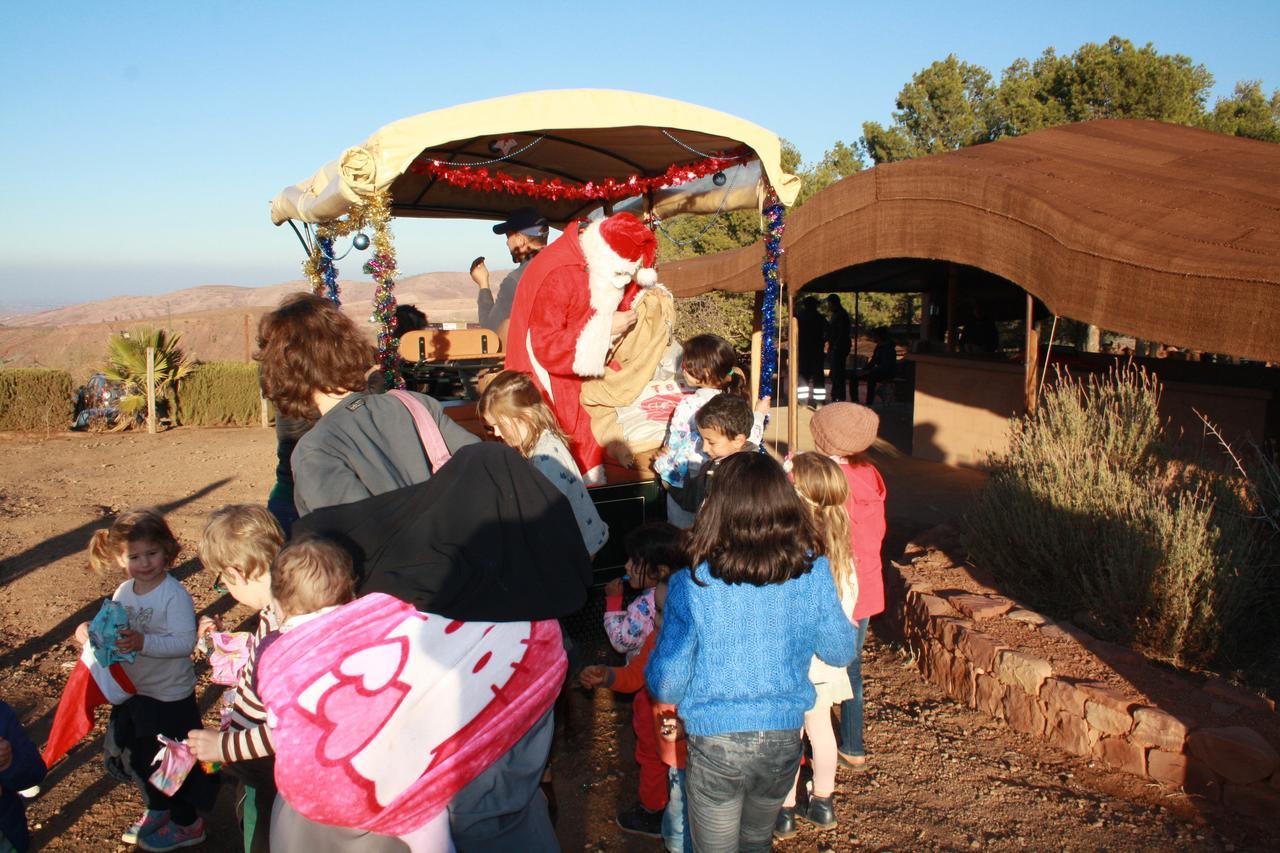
{"left": 1, "top": 427, "right": 1274, "bottom": 850}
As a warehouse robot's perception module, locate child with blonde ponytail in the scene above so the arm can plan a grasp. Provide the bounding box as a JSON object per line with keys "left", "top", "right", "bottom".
{"left": 775, "top": 453, "right": 858, "bottom": 839}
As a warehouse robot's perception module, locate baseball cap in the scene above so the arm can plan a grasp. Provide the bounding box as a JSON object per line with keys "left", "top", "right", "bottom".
{"left": 492, "top": 207, "right": 549, "bottom": 235}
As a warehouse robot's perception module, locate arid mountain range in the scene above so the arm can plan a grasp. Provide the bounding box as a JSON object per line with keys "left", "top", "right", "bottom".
{"left": 0, "top": 271, "right": 492, "bottom": 381}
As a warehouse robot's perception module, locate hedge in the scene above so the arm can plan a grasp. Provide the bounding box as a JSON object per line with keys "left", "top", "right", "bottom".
{"left": 178, "top": 362, "right": 266, "bottom": 427}
{"left": 0, "top": 368, "right": 75, "bottom": 431}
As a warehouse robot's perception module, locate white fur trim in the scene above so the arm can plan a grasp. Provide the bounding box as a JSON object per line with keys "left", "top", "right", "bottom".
{"left": 635, "top": 267, "right": 658, "bottom": 287}
{"left": 574, "top": 222, "right": 631, "bottom": 377}
{"left": 525, "top": 330, "right": 554, "bottom": 403}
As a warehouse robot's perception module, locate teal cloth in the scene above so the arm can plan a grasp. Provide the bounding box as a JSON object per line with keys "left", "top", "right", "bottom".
{"left": 88, "top": 599, "right": 136, "bottom": 666}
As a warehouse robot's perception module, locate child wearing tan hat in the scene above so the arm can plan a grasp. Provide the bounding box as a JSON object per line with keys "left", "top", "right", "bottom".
{"left": 807, "top": 402, "right": 887, "bottom": 769}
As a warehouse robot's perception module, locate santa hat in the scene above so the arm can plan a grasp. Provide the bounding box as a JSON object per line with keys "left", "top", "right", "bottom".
{"left": 42, "top": 642, "right": 136, "bottom": 768}
{"left": 596, "top": 213, "right": 658, "bottom": 286}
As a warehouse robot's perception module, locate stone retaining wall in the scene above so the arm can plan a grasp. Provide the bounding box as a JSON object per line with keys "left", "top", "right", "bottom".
{"left": 884, "top": 529, "right": 1280, "bottom": 822}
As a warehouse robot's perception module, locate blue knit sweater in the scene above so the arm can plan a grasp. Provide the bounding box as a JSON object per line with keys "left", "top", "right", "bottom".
{"left": 646, "top": 557, "right": 857, "bottom": 737}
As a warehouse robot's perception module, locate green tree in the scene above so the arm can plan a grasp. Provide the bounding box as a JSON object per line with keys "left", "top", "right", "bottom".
{"left": 1200, "top": 80, "right": 1280, "bottom": 142}
{"left": 861, "top": 55, "right": 1001, "bottom": 163}
{"left": 103, "top": 327, "right": 193, "bottom": 426}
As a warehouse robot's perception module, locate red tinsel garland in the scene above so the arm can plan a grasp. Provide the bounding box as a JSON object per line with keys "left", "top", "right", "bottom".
{"left": 407, "top": 148, "right": 753, "bottom": 203}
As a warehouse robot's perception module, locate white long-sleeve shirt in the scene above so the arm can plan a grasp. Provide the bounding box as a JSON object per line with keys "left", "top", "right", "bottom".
{"left": 112, "top": 574, "right": 197, "bottom": 701}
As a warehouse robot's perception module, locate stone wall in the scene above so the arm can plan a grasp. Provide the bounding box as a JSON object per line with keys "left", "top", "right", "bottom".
{"left": 884, "top": 528, "right": 1280, "bottom": 822}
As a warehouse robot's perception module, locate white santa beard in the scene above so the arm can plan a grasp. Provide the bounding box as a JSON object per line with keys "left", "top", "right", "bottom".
{"left": 573, "top": 222, "right": 636, "bottom": 378}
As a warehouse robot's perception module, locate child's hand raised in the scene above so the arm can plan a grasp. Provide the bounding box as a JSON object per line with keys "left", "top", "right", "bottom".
{"left": 185, "top": 728, "right": 222, "bottom": 763}
{"left": 74, "top": 622, "right": 90, "bottom": 647}
{"left": 197, "top": 615, "right": 223, "bottom": 637}
{"left": 604, "top": 578, "right": 623, "bottom": 598}
{"left": 579, "top": 665, "right": 610, "bottom": 690}
{"left": 116, "top": 629, "right": 144, "bottom": 654}
{"left": 753, "top": 395, "right": 773, "bottom": 415}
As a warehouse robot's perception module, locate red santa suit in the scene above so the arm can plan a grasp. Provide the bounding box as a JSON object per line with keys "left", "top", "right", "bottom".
{"left": 504, "top": 213, "right": 657, "bottom": 482}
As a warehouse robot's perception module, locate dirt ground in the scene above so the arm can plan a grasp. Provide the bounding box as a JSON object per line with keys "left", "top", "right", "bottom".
{"left": 1, "top": 427, "right": 1276, "bottom": 851}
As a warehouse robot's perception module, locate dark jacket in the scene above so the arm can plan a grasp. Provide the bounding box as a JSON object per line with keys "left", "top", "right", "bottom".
{"left": 668, "top": 444, "right": 759, "bottom": 513}
{"left": 0, "top": 701, "right": 45, "bottom": 852}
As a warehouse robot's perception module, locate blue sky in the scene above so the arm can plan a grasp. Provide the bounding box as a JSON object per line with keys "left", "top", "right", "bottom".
{"left": 1, "top": 0, "right": 1276, "bottom": 306}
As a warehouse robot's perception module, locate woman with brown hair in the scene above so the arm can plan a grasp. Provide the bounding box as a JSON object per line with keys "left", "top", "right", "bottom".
{"left": 255, "top": 293, "right": 479, "bottom": 516}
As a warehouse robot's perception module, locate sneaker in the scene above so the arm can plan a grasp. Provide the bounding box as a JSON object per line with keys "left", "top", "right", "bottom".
{"left": 800, "top": 794, "right": 837, "bottom": 830}
{"left": 774, "top": 806, "right": 798, "bottom": 840}
{"left": 138, "top": 817, "right": 205, "bottom": 851}
{"left": 121, "top": 809, "right": 169, "bottom": 845}
{"left": 615, "top": 803, "right": 664, "bottom": 838}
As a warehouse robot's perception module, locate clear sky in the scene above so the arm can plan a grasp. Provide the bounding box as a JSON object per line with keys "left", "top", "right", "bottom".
{"left": 1, "top": 0, "right": 1276, "bottom": 306}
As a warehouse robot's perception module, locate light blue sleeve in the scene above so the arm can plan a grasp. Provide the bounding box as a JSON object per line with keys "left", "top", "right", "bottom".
{"left": 645, "top": 570, "right": 698, "bottom": 705}
{"left": 811, "top": 557, "right": 857, "bottom": 667}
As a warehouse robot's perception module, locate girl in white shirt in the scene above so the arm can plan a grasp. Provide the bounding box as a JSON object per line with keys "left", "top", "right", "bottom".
{"left": 78, "top": 508, "right": 208, "bottom": 851}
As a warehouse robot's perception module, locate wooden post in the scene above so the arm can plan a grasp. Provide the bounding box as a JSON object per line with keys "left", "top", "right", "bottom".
{"left": 260, "top": 395, "right": 270, "bottom": 429}
{"left": 946, "top": 264, "right": 959, "bottom": 352}
{"left": 1023, "top": 292, "right": 1040, "bottom": 415}
{"left": 750, "top": 331, "right": 762, "bottom": 402}
{"left": 146, "top": 346, "right": 157, "bottom": 434}
{"left": 787, "top": 288, "right": 799, "bottom": 454}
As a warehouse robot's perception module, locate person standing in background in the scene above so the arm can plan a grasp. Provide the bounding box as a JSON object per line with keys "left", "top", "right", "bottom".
{"left": 470, "top": 207, "right": 549, "bottom": 344}
{"left": 824, "top": 295, "right": 852, "bottom": 403}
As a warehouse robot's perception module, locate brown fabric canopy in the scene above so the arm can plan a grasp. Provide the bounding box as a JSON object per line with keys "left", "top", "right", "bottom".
{"left": 663, "top": 119, "right": 1280, "bottom": 362}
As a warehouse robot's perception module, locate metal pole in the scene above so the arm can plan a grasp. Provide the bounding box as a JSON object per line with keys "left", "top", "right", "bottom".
{"left": 146, "top": 346, "right": 157, "bottom": 434}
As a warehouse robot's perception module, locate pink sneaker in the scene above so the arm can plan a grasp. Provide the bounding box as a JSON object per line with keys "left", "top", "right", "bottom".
{"left": 121, "top": 809, "right": 169, "bottom": 844}
{"left": 138, "top": 816, "right": 205, "bottom": 851}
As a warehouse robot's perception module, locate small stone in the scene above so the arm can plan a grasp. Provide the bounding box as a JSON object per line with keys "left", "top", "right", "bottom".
{"left": 995, "top": 649, "right": 1053, "bottom": 695}
{"left": 1187, "top": 727, "right": 1280, "bottom": 785}
{"left": 1007, "top": 608, "right": 1047, "bottom": 626}
{"left": 1092, "top": 735, "right": 1147, "bottom": 776}
{"left": 949, "top": 593, "right": 1014, "bottom": 621}
{"left": 1131, "top": 707, "right": 1193, "bottom": 751}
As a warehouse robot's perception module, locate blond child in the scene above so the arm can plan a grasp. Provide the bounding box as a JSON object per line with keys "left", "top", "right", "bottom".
{"left": 76, "top": 508, "right": 208, "bottom": 851}
{"left": 776, "top": 453, "right": 859, "bottom": 839}
{"left": 479, "top": 370, "right": 608, "bottom": 555}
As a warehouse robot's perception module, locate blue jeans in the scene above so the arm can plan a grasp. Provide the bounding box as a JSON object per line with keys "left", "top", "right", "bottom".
{"left": 685, "top": 730, "right": 802, "bottom": 853}
{"left": 838, "top": 617, "right": 869, "bottom": 756}
{"left": 662, "top": 767, "right": 692, "bottom": 853}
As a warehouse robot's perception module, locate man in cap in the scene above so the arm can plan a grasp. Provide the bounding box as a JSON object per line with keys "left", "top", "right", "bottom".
{"left": 470, "top": 207, "right": 550, "bottom": 344}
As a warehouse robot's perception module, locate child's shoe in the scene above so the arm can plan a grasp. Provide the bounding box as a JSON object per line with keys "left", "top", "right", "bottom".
{"left": 615, "top": 803, "right": 664, "bottom": 838}
{"left": 799, "top": 794, "right": 837, "bottom": 829}
{"left": 774, "top": 806, "right": 798, "bottom": 840}
{"left": 138, "top": 816, "right": 205, "bottom": 851}
{"left": 121, "top": 809, "right": 169, "bottom": 844}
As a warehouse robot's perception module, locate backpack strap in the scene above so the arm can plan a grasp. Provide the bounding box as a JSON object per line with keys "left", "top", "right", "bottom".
{"left": 387, "top": 390, "right": 453, "bottom": 472}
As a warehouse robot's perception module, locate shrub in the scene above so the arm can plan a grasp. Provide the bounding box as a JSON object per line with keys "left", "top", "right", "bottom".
{"left": 178, "top": 363, "right": 265, "bottom": 427}
{"left": 673, "top": 292, "right": 756, "bottom": 351}
{"left": 103, "top": 327, "right": 193, "bottom": 427}
{"left": 0, "top": 368, "right": 75, "bottom": 431}
{"left": 965, "top": 364, "right": 1280, "bottom": 670}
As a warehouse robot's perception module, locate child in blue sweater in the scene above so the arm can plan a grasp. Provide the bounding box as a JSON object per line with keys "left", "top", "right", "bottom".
{"left": 646, "top": 452, "right": 856, "bottom": 853}
{"left": 0, "top": 700, "right": 46, "bottom": 853}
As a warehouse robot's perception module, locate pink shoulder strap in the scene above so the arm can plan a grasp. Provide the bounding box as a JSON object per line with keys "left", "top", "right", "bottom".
{"left": 387, "top": 390, "right": 452, "bottom": 472}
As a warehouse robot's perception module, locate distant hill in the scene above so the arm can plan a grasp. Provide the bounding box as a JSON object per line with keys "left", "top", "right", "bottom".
{"left": 0, "top": 271, "right": 500, "bottom": 381}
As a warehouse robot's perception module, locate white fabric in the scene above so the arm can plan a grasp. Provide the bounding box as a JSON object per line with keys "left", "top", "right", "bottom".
{"left": 112, "top": 575, "right": 197, "bottom": 702}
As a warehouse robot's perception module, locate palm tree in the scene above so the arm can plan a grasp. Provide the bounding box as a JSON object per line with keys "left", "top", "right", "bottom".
{"left": 103, "top": 327, "right": 193, "bottom": 428}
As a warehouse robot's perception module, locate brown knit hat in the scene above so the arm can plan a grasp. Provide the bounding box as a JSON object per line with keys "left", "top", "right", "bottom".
{"left": 810, "top": 402, "right": 879, "bottom": 457}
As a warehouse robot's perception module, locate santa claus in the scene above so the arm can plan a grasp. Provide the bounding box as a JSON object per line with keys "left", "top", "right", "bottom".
{"left": 504, "top": 212, "right": 658, "bottom": 483}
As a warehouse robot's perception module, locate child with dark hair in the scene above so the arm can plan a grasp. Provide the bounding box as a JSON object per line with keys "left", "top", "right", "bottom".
{"left": 646, "top": 453, "right": 856, "bottom": 852}
{"left": 598, "top": 521, "right": 685, "bottom": 838}
{"left": 655, "top": 334, "right": 770, "bottom": 528}
{"left": 673, "top": 394, "right": 756, "bottom": 515}
{"left": 0, "top": 700, "right": 45, "bottom": 852}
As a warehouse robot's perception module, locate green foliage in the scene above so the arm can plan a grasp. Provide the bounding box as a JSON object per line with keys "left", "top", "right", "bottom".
{"left": 860, "top": 36, "right": 1260, "bottom": 164}
{"left": 0, "top": 368, "right": 75, "bottom": 431}
{"left": 1200, "top": 80, "right": 1280, "bottom": 142}
{"left": 177, "top": 362, "right": 264, "bottom": 427}
{"left": 103, "top": 327, "right": 193, "bottom": 424}
{"left": 965, "top": 365, "right": 1280, "bottom": 670}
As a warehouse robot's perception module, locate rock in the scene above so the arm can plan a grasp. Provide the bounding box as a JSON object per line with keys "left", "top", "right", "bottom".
{"left": 994, "top": 649, "right": 1052, "bottom": 695}
{"left": 956, "top": 626, "right": 1006, "bottom": 672}
{"left": 1147, "top": 749, "right": 1189, "bottom": 787}
{"left": 1007, "top": 608, "right": 1047, "bottom": 626}
{"left": 1078, "top": 683, "right": 1138, "bottom": 715}
{"left": 975, "top": 673, "right": 1005, "bottom": 720}
{"left": 1186, "top": 727, "right": 1280, "bottom": 785}
{"left": 948, "top": 593, "right": 1014, "bottom": 621}
{"left": 1040, "top": 677, "right": 1088, "bottom": 717}
{"left": 1047, "top": 710, "right": 1094, "bottom": 756}
{"left": 1131, "top": 708, "right": 1193, "bottom": 752}
{"left": 1002, "top": 688, "right": 1048, "bottom": 737}
{"left": 935, "top": 617, "right": 972, "bottom": 651}
{"left": 1204, "top": 678, "right": 1276, "bottom": 713}
{"left": 1093, "top": 736, "right": 1147, "bottom": 777}
{"left": 1223, "top": 782, "right": 1280, "bottom": 820}
{"left": 908, "top": 589, "right": 957, "bottom": 624}
{"left": 1084, "top": 699, "right": 1134, "bottom": 736}
{"left": 1211, "top": 701, "right": 1240, "bottom": 719}
{"left": 1038, "top": 623, "right": 1070, "bottom": 640}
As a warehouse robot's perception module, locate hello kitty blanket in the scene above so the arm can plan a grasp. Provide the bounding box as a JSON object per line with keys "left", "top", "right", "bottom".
{"left": 256, "top": 592, "right": 566, "bottom": 836}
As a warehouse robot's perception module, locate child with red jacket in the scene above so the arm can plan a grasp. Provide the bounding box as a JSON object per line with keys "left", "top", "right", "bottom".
{"left": 809, "top": 403, "right": 888, "bottom": 768}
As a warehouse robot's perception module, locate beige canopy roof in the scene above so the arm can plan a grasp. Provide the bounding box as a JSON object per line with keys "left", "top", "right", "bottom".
{"left": 270, "top": 89, "right": 800, "bottom": 227}
{"left": 663, "top": 119, "right": 1280, "bottom": 363}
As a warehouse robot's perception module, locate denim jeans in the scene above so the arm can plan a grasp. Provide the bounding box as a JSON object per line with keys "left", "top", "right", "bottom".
{"left": 662, "top": 766, "right": 692, "bottom": 853}
{"left": 685, "top": 730, "right": 802, "bottom": 853}
{"left": 838, "top": 617, "right": 870, "bottom": 756}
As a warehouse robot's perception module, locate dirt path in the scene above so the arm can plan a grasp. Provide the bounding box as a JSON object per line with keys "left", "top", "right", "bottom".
{"left": 0, "top": 428, "right": 1273, "bottom": 851}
